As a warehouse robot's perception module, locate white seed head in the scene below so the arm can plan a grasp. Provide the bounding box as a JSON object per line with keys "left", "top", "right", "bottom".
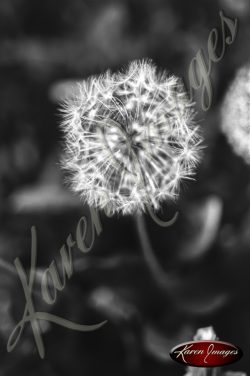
{"left": 221, "top": 65, "right": 250, "bottom": 164}
{"left": 60, "top": 60, "right": 202, "bottom": 215}
{"left": 193, "top": 326, "right": 217, "bottom": 341}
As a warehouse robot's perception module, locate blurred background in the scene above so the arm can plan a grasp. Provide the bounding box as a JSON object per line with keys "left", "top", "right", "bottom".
{"left": 0, "top": 0, "right": 250, "bottom": 375}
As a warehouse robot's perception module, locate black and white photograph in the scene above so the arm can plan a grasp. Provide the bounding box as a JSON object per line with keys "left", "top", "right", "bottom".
{"left": 0, "top": 0, "right": 249, "bottom": 375}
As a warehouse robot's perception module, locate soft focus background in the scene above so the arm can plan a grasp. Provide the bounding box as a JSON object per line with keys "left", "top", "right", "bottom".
{"left": 0, "top": 0, "right": 250, "bottom": 375}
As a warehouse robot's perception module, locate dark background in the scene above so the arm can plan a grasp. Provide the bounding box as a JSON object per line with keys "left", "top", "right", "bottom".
{"left": 0, "top": 0, "right": 250, "bottom": 375}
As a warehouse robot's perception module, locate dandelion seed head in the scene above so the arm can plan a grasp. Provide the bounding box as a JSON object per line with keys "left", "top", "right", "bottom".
{"left": 61, "top": 60, "right": 202, "bottom": 215}
{"left": 221, "top": 66, "right": 250, "bottom": 164}
{"left": 193, "top": 326, "right": 217, "bottom": 341}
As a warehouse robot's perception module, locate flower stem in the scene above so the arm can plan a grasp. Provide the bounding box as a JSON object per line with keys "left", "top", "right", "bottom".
{"left": 134, "top": 213, "right": 175, "bottom": 292}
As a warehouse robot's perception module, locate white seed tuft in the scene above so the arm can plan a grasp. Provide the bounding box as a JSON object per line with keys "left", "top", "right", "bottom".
{"left": 60, "top": 60, "right": 202, "bottom": 215}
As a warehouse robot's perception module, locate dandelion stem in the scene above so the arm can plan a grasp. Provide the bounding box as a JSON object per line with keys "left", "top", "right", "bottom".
{"left": 134, "top": 213, "right": 175, "bottom": 291}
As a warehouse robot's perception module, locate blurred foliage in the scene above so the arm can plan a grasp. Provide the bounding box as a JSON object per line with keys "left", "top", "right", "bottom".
{"left": 0, "top": 0, "right": 250, "bottom": 375}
